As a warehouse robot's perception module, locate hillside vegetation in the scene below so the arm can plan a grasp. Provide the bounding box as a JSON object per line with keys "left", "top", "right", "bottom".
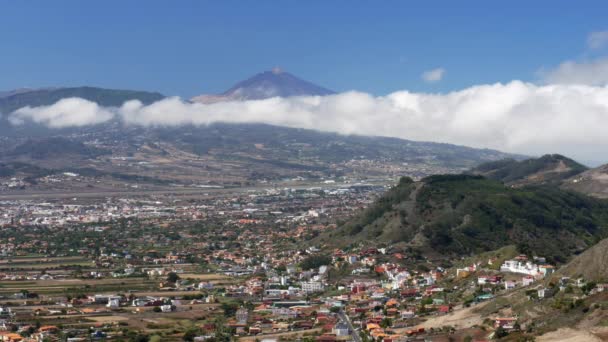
{"left": 470, "top": 154, "right": 587, "bottom": 186}
{"left": 327, "top": 175, "right": 608, "bottom": 263}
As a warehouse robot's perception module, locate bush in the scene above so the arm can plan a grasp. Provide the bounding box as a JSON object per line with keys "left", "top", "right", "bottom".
{"left": 300, "top": 255, "right": 331, "bottom": 270}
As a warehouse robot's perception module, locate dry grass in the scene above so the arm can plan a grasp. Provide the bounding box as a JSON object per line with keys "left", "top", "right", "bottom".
{"left": 238, "top": 328, "right": 323, "bottom": 341}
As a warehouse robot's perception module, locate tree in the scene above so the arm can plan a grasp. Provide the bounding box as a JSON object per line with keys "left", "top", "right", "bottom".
{"left": 130, "top": 335, "right": 149, "bottom": 342}
{"left": 167, "top": 272, "right": 180, "bottom": 283}
{"left": 183, "top": 328, "right": 200, "bottom": 342}
{"left": 300, "top": 255, "right": 331, "bottom": 270}
{"left": 276, "top": 264, "right": 287, "bottom": 274}
{"left": 221, "top": 302, "right": 239, "bottom": 318}
{"left": 421, "top": 297, "right": 433, "bottom": 305}
{"left": 495, "top": 326, "right": 508, "bottom": 338}
{"left": 380, "top": 318, "right": 392, "bottom": 328}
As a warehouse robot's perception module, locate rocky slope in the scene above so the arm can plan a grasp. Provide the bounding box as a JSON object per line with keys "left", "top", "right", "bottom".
{"left": 557, "top": 238, "right": 608, "bottom": 281}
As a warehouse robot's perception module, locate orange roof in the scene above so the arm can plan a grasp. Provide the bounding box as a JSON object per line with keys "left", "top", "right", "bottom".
{"left": 366, "top": 323, "right": 381, "bottom": 330}
{"left": 386, "top": 298, "right": 398, "bottom": 306}
{"left": 2, "top": 333, "right": 23, "bottom": 341}
{"left": 40, "top": 325, "right": 58, "bottom": 331}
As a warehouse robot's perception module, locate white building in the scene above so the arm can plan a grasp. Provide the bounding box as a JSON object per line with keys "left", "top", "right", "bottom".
{"left": 522, "top": 276, "right": 535, "bottom": 286}
{"left": 500, "top": 260, "right": 542, "bottom": 277}
{"left": 333, "top": 322, "right": 350, "bottom": 336}
{"left": 504, "top": 281, "right": 517, "bottom": 290}
{"left": 107, "top": 297, "right": 121, "bottom": 308}
{"left": 301, "top": 281, "right": 324, "bottom": 293}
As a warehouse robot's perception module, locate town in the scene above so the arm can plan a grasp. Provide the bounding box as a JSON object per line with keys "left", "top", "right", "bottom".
{"left": 0, "top": 177, "right": 600, "bottom": 342}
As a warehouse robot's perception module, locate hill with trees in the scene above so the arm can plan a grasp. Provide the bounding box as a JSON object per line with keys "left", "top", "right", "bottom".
{"left": 323, "top": 174, "right": 608, "bottom": 263}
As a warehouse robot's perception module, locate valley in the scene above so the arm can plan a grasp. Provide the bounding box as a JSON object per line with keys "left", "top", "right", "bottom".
{"left": 1, "top": 75, "right": 608, "bottom": 342}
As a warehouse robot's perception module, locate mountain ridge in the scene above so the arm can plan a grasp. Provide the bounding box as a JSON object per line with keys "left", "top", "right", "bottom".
{"left": 470, "top": 154, "right": 588, "bottom": 187}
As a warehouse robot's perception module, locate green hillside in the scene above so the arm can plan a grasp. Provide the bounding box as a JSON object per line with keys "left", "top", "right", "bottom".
{"left": 470, "top": 154, "right": 587, "bottom": 186}
{"left": 327, "top": 174, "right": 608, "bottom": 263}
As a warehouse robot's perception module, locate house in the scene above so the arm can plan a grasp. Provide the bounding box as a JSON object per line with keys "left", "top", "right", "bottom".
{"left": 494, "top": 317, "right": 517, "bottom": 330}
{"left": 248, "top": 326, "right": 262, "bottom": 335}
{"left": 39, "top": 326, "right": 59, "bottom": 333}
{"left": 504, "top": 280, "right": 517, "bottom": 290}
{"left": 400, "top": 310, "right": 415, "bottom": 319}
{"left": 401, "top": 288, "right": 418, "bottom": 298}
{"left": 478, "top": 275, "right": 502, "bottom": 285}
{"left": 0, "top": 332, "right": 23, "bottom": 342}
{"left": 596, "top": 283, "right": 608, "bottom": 293}
{"left": 539, "top": 265, "right": 555, "bottom": 277}
{"left": 522, "top": 276, "right": 535, "bottom": 286}
{"left": 438, "top": 305, "right": 451, "bottom": 314}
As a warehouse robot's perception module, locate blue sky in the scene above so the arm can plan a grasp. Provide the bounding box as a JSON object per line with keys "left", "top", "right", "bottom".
{"left": 1, "top": 1, "right": 607, "bottom": 97}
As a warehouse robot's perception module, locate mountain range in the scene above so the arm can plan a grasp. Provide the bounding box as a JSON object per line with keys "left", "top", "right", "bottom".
{"left": 0, "top": 70, "right": 526, "bottom": 191}
{"left": 4, "top": 70, "right": 608, "bottom": 198}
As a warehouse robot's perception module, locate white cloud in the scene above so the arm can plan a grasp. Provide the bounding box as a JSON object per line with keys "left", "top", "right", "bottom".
{"left": 11, "top": 82, "right": 608, "bottom": 163}
{"left": 588, "top": 30, "right": 608, "bottom": 49}
{"left": 10, "top": 97, "right": 115, "bottom": 128}
{"left": 541, "top": 57, "right": 608, "bottom": 86}
{"left": 422, "top": 68, "right": 445, "bottom": 83}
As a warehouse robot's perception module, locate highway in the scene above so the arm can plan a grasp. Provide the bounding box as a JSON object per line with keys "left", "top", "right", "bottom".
{"left": 339, "top": 310, "right": 362, "bottom": 342}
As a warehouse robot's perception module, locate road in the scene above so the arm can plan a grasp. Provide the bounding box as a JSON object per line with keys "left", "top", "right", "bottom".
{"left": 339, "top": 310, "right": 362, "bottom": 342}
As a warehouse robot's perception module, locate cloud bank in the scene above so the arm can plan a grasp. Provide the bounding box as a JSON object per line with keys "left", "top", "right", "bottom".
{"left": 9, "top": 81, "right": 608, "bottom": 164}
{"left": 10, "top": 98, "right": 114, "bottom": 128}
{"left": 541, "top": 57, "right": 608, "bottom": 86}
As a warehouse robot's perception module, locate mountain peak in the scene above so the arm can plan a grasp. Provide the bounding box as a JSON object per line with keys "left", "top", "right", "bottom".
{"left": 191, "top": 69, "right": 335, "bottom": 103}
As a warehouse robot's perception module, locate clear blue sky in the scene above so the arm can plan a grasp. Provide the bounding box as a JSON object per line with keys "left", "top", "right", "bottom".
{"left": 1, "top": 1, "right": 607, "bottom": 97}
